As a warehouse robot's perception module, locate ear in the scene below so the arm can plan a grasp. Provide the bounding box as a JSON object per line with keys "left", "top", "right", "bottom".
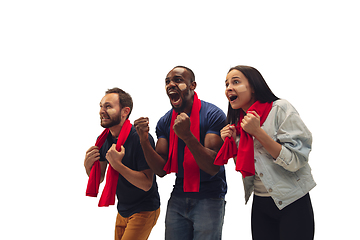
{"left": 121, "top": 107, "right": 131, "bottom": 118}
{"left": 190, "top": 81, "right": 197, "bottom": 90}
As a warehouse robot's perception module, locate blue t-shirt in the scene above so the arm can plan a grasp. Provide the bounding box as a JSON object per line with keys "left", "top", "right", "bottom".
{"left": 99, "top": 126, "right": 160, "bottom": 217}
{"left": 156, "top": 100, "right": 227, "bottom": 199}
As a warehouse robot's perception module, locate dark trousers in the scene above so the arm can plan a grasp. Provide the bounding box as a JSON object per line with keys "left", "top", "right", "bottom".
{"left": 251, "top": 193, "right": 314, "bottom": 240}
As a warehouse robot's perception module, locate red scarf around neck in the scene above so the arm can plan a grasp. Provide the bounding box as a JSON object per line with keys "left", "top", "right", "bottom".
{"left": 86, "top": 119, "right": 132, "bottom": 207}
{"left": 163, "top": 92, "right": 201, "bottom": 192}
{"left": 214, "top": 101, "right": 273, "bottom": 178}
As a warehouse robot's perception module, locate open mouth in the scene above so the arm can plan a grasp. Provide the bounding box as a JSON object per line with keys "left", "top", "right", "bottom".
{"left": 229, "top": 95, "right": 238, "bottom": 101}
{"left": 168, "top": 91, "right": 181, "bottom": 105}
{"left": 101, "top": 114, "right": 110, "bottom": 121}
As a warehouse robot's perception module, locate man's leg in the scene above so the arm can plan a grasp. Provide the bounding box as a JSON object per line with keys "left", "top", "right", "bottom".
{"left": 115, "top": 213, "right": 127, "bottom": 240}
{"left": 120, "top": 208, "right": 160, "bottom": 240}
{"left": 192, "top": 198, "right": 226, "bottom": 240}
{"left": 165, "top": 196, "right": 194, "bottom": 240}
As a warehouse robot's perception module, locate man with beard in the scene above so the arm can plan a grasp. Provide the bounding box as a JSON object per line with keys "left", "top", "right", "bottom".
{"left": 84, "top": 88, "right": 160, "bottom": 240}
{"left": 134, "top": 66, "right": 227, "bottom": 240}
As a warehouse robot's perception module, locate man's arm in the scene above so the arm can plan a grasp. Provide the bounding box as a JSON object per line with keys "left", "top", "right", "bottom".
{"left": 106, "top": 145, "right": 154, "bottom": 191}
{"left": 84, "top": 146, "right": 107, "bottom": 183}
{"left": 173, "top": 113, "right": 221, "bottom": 176}
{"left": 134, "top": 117, "right": 168, "bottom": 177}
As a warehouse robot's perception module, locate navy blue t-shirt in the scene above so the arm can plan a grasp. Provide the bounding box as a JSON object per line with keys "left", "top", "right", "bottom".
{"left": 99, "top": 126, "right": 160, "bottom": 217}
{"left": 156, "top": 100, "right": 227, "bottom": 199}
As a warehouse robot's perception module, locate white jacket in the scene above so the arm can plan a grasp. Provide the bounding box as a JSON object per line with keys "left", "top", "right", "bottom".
{"left": 242, "top": 99, "right": 316, "bottom": 210}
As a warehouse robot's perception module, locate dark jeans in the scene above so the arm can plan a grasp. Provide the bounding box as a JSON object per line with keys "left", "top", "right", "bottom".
{"left": 251, "top": 193, "right": 315, "bottom": 240}
{"left": 165, "top": 195, "right": 226, "bottom": 240}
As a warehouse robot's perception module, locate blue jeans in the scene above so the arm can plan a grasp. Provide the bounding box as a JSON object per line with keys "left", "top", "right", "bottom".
{"left": 165, "top": 195, "right": 226, "bottom": 240}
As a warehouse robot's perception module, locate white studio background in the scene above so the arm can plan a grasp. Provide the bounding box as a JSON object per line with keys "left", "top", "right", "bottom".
{"left": 0, "top": 0, "right": 358, "bottom": 239}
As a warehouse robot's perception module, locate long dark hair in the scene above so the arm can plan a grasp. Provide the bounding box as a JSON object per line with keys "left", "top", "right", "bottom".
{"left": 226, "top": 65, "right": 279, "bottom": 125}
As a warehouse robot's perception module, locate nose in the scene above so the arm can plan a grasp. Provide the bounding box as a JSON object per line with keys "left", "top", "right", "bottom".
{"left": 226, "top": 83, "right": 233, "bottom": 91}
{"left": 166, "top": 80, "right": 177, "bottom": 90}
{"left": 99, "top": 106, "right": 106, "bottom": 115}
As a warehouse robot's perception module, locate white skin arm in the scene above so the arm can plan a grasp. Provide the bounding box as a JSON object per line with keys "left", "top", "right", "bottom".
{"left": 84, "top": 146, "right": 107, "bottom": 183}
{"left": 106, "top": 144, "right": 154, "bottom": 191}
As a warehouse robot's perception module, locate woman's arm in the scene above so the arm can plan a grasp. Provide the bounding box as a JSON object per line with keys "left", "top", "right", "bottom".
{"left": 241, "top": 111, "right": 282, "bottom": 159}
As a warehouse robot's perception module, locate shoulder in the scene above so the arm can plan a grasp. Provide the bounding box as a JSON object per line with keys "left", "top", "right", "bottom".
{"left": 200, "top": 100, "right": 224, "bottom": 112}
{"left": 200, "top": 100, "right": 226, "bottom": 122}
{"left": 272, "top": 99, "right": 299, "bottom": 115}
{"left": 127, "top": 126, "right": 140, "bottom": 140}
{"left": 128, "top": 125, "right": 154, "bottom": 143}
{"left": 157, "top": 108, "right": 173, "bottom": 126}
{"left": 200, "top": 100, "right": 226, "bottom": 117}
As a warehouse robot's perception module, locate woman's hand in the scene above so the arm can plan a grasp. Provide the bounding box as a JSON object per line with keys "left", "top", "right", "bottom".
{"left": 241, "top": 111, "right": 261, "bottom": 136}
{"left": 220, "top": 124, "right": 237, "bottom": 141}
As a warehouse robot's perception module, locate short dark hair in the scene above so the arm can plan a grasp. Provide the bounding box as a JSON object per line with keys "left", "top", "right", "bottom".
{"left": 105, "top": 87, "right": 133, "bottom": 118}
{"left": 226, "top": 65, "right": 279, "bottom": 124}
{"left": 173, "top": 66, "right": 195, "bottom": 82}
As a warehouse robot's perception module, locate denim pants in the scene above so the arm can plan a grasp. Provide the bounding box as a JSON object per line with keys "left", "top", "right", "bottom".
{"left": 165, "top": 195, "right": 226, "bottom": 240}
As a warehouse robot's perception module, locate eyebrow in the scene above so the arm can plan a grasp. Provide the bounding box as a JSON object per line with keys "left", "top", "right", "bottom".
{"left": 100, "top": 101, "right": 112, "bottom": 106}
{"left": 165, "top": 75, "right": 184, "bottom": 80}
{"left": 225, "top": 76, "right": 241, "bottom": 82}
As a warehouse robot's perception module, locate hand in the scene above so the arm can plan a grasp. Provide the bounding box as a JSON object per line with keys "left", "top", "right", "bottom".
{"left": 173, "top": 113, "right": 192, "bottom": 141}
{"left": 220, "top": 124, "right": 237, "bottom": 141}
{"left": 106, "top": 144, "right": 125, "bottom": 170}
{"left": 84, "top": 146, "right": 100, "bottom": 175}
{"left": 241, "top": 111, "right": 261, "bottom": 136}
{"left": 134, "top": 117, "right": 150, "bottom": 142}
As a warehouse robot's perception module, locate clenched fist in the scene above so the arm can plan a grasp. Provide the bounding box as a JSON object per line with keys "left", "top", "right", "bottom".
{"left": 134, "top": 117, "right": 150, "bottom": 143}
{"left": 241, "top": 111, "right": 261, "bottom": 136}
{"left": 173, "top": 113, "right": 192, "bottom": 141}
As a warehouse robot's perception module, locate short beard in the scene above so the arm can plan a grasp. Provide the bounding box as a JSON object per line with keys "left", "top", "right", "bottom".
{"left": 100, "top": 115, "right": 121, "bottom": 128}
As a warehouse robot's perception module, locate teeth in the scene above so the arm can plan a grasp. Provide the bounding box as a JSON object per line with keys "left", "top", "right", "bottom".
{"left": 168, "top": 91, "right": 178, "bottom": 95}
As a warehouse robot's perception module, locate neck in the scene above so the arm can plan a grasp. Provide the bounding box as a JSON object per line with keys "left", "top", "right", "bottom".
{"left": 183, "top": 93, "right": 195, "bottom": 114}
{"left": 109, "top": 119, "right": 127, "bottom": 138}
{"left": 242, "top": 98, "right": 257, "bottom": 113}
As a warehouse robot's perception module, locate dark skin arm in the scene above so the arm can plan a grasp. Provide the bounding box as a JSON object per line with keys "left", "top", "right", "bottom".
{"left": 134, "top": 117, "right": 168, "bottom": 177}
{"left": 135, "top": 114, "right": 222, "bottom": 177}
{"left": 173, "top": 113, "right": 221, "bottom": 176}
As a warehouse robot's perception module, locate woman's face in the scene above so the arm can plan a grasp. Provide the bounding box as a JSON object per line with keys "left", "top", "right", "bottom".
{"left": 225, "top": 69, "right": 255, "bottom": 112}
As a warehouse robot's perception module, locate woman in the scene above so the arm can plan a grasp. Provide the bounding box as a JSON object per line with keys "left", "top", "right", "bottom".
{"left": 216, "top": 65, "right": 315, "bottom": 240}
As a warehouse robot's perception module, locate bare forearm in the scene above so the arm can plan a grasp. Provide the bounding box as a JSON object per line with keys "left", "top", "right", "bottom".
{"left": 182, "top": 134, "right": 220, "bottom": 176}
{"left": 112, "top": 162, "right": 153, "bottom": 191}
{"left": 140, "top": 139, "right": 167, "bottom": 177}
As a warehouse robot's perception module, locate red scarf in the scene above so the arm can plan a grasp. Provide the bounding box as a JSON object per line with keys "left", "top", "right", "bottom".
{"left": 163, "top": 92, "right": 201, "bottom": 192}
{"left": 86, "top": 119, "right": 132, "bottom": 207}
{"left": 214, "top": 101, "right": 273, "bottom": 178}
